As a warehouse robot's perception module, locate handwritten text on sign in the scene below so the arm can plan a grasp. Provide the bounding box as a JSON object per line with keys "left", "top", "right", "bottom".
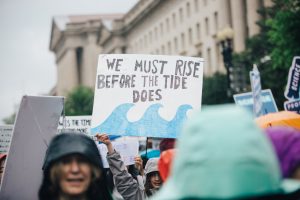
{"left": 0, "top": 125, "right": 13, "bottom": 153}
{"left": 91, "top": 54, "right": 203, "bottom": 138}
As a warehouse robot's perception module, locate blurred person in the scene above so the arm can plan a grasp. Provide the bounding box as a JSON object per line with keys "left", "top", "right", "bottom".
{"left": 0, "top": 153, "right": 7, "bottom": 185}
{"left": 159, "top": 139, "right": 175, "bottom": 152}
{"left": 265, "top": 126, "right": 300, "bottom": 180}
{"left": 158, "top": 149, "right": 175, "bottom": 182}
{"left": 96, "top": 133, "right": 162, "bottom": 199}
{"left": 39, "top": 132, "right": 112, "bottom": 200}
{"left": 152, "top": 105, "right": 300, "bottom": 200}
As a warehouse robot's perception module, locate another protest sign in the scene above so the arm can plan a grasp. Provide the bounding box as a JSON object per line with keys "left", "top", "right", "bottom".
{"left": 0, "top": 125, "right": 13, "bottom": 154}
{"left": 97, "top": 139, "right": 139, "bottom": 168}
{"left": 0, "top": 96, "right": 63, "bottom": 199}
{"left": 91, "top": 54, "right": 204, "bottom": 138}
{"left": 58, "top": 115, "right": 92, "bottom": 134}
{"left": 233, "top": 89, "right": 278, "bottom": 115}
{"left": 284, "top": 56, "right": 300, "bottom": 113}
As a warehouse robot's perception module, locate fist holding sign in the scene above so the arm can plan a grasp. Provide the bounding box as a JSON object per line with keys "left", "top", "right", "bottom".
{"left": 91, "top": 54, "right": 204, "bottom": 138}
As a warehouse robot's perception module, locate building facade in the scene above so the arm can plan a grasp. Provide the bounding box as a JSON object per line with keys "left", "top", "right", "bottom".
{"left": 50, "top": 0, "right": 272, "bottom": 96}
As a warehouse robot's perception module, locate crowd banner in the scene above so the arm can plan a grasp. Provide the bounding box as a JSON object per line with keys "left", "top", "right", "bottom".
{"left": 284, "top": 56, "right": 300, "bottom": 113}
{"left": 91, "top": 54, "right": 204, "bottom": 138}
{"left": 0, "top": 96, "right": 64, "bottom": 199}
{"left": 250, "top": 64, "right": 263, "bottom": 117}
{"left": 233, "top": 89, "right": 278, "bottom": 115}
{"left": 0, "top": 125, "right": 13, "bottom": 154}
{"left": 97, "top": 139, "right": 139, "bottom": 168}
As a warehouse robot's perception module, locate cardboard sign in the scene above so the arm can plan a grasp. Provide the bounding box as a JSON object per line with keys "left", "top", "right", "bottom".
{"left": 284, "top": 56, "right": 300, "bottom": 113}
{"left": 91, "top": 54, "right": 204, "bottom": 138}
{"left": 58, "top": 115, "right": 92, "bottom": 134}
{"left": 0, "top": 125, "right": 13, "bottom": 154}
{"left": 233, "top": 89, "right": 278, "bottom": 115}
{"left": 97, "top": 139, "right": 139, "bottom": 168}
{"left": 285, "top": 56, "right": 300, "bottom": 100}
{"left": 284, "top": 99, "right": 300, "bottom": 114}
{"left": 0, "top": 96, "right": 63, "bottom": 199}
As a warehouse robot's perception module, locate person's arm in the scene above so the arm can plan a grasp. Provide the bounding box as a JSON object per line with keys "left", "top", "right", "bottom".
{"left": 96, "top": 134, "right": 142, "bottom": 200}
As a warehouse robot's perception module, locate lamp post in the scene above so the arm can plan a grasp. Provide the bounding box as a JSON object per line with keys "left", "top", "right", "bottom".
{"left": 217, "top": 27, "right": 234, "bottom": 96}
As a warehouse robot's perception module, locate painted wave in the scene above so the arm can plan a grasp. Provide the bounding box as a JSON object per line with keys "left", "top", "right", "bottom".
{"left": 91, "top": 103, "right": 192, "bottom": 138}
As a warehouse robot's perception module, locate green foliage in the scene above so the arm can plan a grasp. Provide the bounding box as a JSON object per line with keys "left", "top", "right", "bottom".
{"left": 3, "top": 113, "right": 16, "bottom": 125}
{"left": 202, "top": 73, "right": 233, "bottom": 105}
{"left": 65, "top": 86, "right": 94, "bottom": 116}
{"left": 231, "top": 1, "right": 300, "bottom": 110}
{"left": 267, "top": 0, "right": 300, "bottom": 70}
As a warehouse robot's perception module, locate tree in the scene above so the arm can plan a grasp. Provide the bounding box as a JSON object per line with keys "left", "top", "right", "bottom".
{"left": 65, "top": 86, "right": 94, "bottom": 116}
{"left": 3, "top": 113, "right": 16, "bottom": 124}
{"left": 231, "top": 1, "right": 298, "bottom": 110}
{"left": 202, "top": 72, "right": 234, "bottom": 105}
{"left": 268, "top": 0, "right": 300, "bottom": 70}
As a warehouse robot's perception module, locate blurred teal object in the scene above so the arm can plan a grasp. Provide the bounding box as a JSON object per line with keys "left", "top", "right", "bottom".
{"left": 140, "top": 149, "right": 160, "bottom": 159}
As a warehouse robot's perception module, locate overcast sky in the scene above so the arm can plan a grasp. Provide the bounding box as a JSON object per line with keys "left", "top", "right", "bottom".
{"left": 0, "top": 0, "right": 138, "bottom": 123}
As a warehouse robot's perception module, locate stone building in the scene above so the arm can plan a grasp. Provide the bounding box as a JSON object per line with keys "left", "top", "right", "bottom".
{"left": 49, "top": 0, "right": 272, "bottom": 96}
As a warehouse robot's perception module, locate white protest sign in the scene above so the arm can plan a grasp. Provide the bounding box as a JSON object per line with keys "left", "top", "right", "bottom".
{"left": 0, "top": 96, "right": 63, "bottom": 199}
{"left": 0, "top": 125, "right": 13, "bottom": 154}
{"left": 97, "top": 139, "right": 139, "bottom": 168}
{"left": 58, "top": 116, "right": 92, "bottom": 134}
{"left": 91, "top": 54, "right": 204, "bottom": 138}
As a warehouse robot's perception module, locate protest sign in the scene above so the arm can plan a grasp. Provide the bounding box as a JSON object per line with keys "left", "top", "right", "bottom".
{"left": 0, "top": 96, "right": 63, "bottom": 199}
{"left": 0, "top": 125, "right": 13, "bottom": 154}
{"left": 91, "top": 54, "right": 204, "bottom": 138}
{"left": 58, "top": 115, "right": 92, "bottom": 134}
{"left": 97, "top": 139, "right": 139, "bottom": 168}
{"left": 284, "top": 56, "right": 300, "bottom": 113}
{"left": 233, "top": 89, "right": 278, "bottom": 115}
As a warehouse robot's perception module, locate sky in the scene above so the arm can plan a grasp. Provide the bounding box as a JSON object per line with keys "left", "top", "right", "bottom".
{"left": 0, "top": 0, "right": 138, "bottom": 123}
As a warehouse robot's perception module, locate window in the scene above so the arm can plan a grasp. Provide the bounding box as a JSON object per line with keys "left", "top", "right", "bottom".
{"left": 172, "top": 13, "right": 176, "bottom": 27}
{"left": 207, "top": 48, "right": 212, "bottom": 74}
{"left": 149, "top": 31, "right": 153, "bottom": 44}
{"left": 214, "top": 12, "right": 218, "bottom": 32}
{"left": 186, "top": 2, "right": 191, "bottom": 17}
{"left": 160, "top": 22, "right": 164, "bottom": 35}
{"left": 205, "top": 17, "right": 209, "bottom": 35}
{"left": 161, "top": 45, "right": 165, "bottom": 54}
{"left": 194, "top": 0, "right": 199, "bottom": 12}
{"left": 76, "top": 47, "right": 83, "bottom": 84}
{"left": 196, "top": 23, "right": 201, "bottom": 40}
{"left": 166, "top": 18, "right": 170, "bottom": 32}
{"left": 179, "top": 8, "right": 183, "bottom": 22}
{"left": 154, "top": 27, "right": 158, "bottom": 40}
{"left": 144, "top": 35, "right": 147, "bottom": 48}
{"left": 188, "top": 28, "right": 193, "bottom": 44}
{"left": 174, "top": 37, "right": 178, "bottom": 52}
{"left": 203, "top": 0, "right": 207, "bottom": 6}
{"left": 167, "top": 41, "right": 172, "bottom": 54}
{"left": 181, "top": 33, "right": 185, "bottom": 50}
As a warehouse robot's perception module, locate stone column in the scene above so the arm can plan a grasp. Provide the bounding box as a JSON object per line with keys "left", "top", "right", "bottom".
{"left": 246, "top": 0, "right": 261, "bottom": 37}
{"left": 230, "top": 0, "right": 246, "bottom": 52}
{"left": 219, "top": 0, "right": 231, "bottom": 29}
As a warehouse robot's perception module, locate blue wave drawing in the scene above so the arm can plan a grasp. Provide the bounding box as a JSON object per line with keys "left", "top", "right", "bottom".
{"left": 91, "top": 103, "right": 192, "bottom": 138}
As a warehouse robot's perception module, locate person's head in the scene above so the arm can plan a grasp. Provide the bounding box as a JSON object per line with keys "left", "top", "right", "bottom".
{"left": 152, "top": 105, "right": 300, "bottom": 200}
{"left": 159, "top": 138, "right": 175, "bottom": 152}
{"left": 144, "top": 158, "right": 162, "bottom": 196}
{"left": 39, "top": 133, "right": 111, "bottom": 200}
{"left": 0, "top": 153, "right": 7, "bottom": 185}
{"left": 265, "top": 126, "right": 300, "bottom": 180}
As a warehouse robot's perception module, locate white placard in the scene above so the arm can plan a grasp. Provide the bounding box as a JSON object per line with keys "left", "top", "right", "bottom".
{"left": 0, "top": 125, "right": 13, "bottom": 154}
{"left": 91, "top": 54, "right": 204, "bottom": 138}
{"left": 58, "top": 116, "right": 92, "bottom": 134}
{"left": 97, "top": 139, "right": 139, "bottom": 168}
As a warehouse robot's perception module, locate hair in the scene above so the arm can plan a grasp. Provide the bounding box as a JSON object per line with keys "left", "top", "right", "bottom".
{"left": 144, "top": 171, "right": 160, "bottom": 197}
{"left": 38, "top": 158, "right": 112, "bottom": 200}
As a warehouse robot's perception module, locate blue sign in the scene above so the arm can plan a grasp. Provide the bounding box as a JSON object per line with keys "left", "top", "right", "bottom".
{"left": 233, "top": 89, "right": 278, "bottom": 115}
{"left": 284, "top": 99, "right": 300, "bottom": 114}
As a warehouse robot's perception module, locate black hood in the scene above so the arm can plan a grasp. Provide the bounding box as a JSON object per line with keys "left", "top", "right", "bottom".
{"left": 42, "top": 132, "right": 103, "bottom": 171}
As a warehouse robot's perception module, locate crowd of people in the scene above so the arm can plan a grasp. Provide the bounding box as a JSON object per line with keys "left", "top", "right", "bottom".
{"left": 1, "top": 104, "right": 300, "bottom": 200}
